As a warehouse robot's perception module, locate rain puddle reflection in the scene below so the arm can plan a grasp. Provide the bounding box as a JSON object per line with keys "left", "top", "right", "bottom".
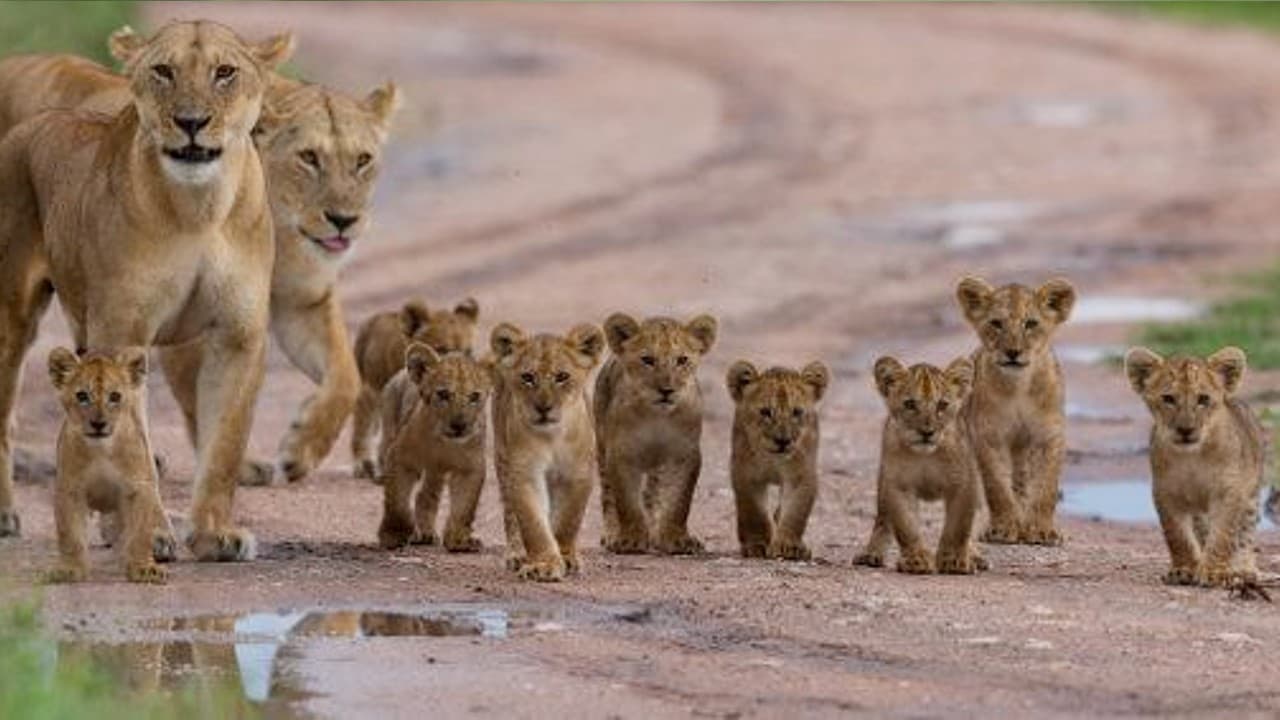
{"left": 1062, "top": 480, "right": 1276, "bottom": 530}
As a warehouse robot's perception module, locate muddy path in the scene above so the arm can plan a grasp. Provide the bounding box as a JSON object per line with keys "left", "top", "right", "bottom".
{"left": 5, "top": 3, "right": 1280, "bottom": 717}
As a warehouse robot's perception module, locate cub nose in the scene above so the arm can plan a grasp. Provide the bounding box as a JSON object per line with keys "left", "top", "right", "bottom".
{"left": 657, "top": 387, "right": 675, "bottom": 401}
{"left": 773, "top": 437, "right": 793, "bottom": 452}
{"left": 1004, "top": 349, "right": 1021, "bottom": 362}
{"left": 534, "top": 402, "right": 552, "bottom": 418}
{"left": 173, "top": 114, "right": 211, "bottom": 140}
{"left": 449, "top": 420, "right": 468, "bottom": 435}
{"left": 1176, "top": 426, "right": 1196, "bottom": 441}
{"left": 324, "top": 211, "right": 359, "bottom": 233}
{"left": 89, "top": 420, "right": 107, "bottom": 434}
{"left": 918, "top": 430, "right": 935, "bottom": 442}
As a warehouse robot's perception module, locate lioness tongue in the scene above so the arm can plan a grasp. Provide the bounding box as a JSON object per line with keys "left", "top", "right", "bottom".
{"left": 319, "top": 236, "right": 350, "bottom": 253}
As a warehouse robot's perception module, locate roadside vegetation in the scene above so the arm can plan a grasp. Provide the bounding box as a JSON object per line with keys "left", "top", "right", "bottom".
{"left": 0, "top": 1, "right": 136, "bottom": 63}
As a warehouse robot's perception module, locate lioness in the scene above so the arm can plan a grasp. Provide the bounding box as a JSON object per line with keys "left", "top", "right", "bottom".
{"left": 491, "top": 322, "right": 605, "bottom": 581}
{"left": 377, "top": 343, "right": 491, "bottom": 552}
{"left": 45, "top": 348, "right": 168, "bottom": 584}
{"left": 955, "top": 276, "right": 1075, "bottom": 546}
{"left": 595, "top": 312, "right": 717, "bottom": 555}
{"left": 0, "top": 21, "right": 291, "bottom": 560}
{"left": 854, "top": 356, "right": 986, "bottom": 574}
{"left": 1125, "top": 346, "right": 1264, "bottom": 587}
{"left": 727, "top": 360, "right": 829, "bottom": 560}
{"left": 352, "top": 298, "right": 480, "bottom": 481}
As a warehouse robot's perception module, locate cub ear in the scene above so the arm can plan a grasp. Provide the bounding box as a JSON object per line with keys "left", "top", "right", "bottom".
{"left": 802, "top": 361, "right": 830, "bottom": 402}
{"left": 108, "top": 25, "right": 145, "bottom": 66}
{"left": 362, "top": 81, "right": 401, "bottom": 135}
{"left": 872, "top": 356, "right": 907, "bottom": 399}
{"left": 252, "top": 31, "right": 296, "bottom": 70}
{"left": 490, "top": 323, "right": 526, "bottom": 361}
{"left": 1207, "top": 346, "right": 1247, "bottom": 395}
{"left": 119, "top": 347, "right": 148, "bottom": 388}
{"left": 943, "top": 357, "right": 974, "bottom": 397}
{"left": 685, "top": 314, "right": 718, "bottom": 355}
{"left": 405, "top": 342, "right": 440, "bottom": 384}
{"left": 453, "top": 297, "right": 479, "bottom": 322}
{"left": 1124, "top": 346, "right": 1164, "bottom": 394}
{"left": 567, "top": 324, "right": 606, "bottom": 369}
{"left": 399, "top": 301, "right": 430, "bottom": 337}
{"left": 726, "top": 360, "right": 759, "bottom": 403}
{"left": 955, "top": 275, "right": 994, "bottom": 324}
{"left": 48, "top": 347, "right": 80, "bottom": 390}
{"left": 1036, "top": 278, "right": 1076, "bottom": 324}
{"left": 604, "top": 313, "right": 640, "bottom": 355}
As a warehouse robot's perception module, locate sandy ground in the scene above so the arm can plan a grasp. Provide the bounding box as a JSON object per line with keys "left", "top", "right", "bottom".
{"left": 5, "top": 3, "right": 1280, "bottom": 717}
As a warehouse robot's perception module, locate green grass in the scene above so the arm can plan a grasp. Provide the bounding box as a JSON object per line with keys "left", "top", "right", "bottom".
{"left": 1137, "top": 265, "right": 1280, "bottom": 368}
{"left": 1115, "top": 2, "right": 1280, "bottom": 32}
{"left": 0, "top": 1, "right": 136, "bottom": 64}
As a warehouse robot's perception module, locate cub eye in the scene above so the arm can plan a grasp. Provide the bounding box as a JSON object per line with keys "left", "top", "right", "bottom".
{"left": 213, "top": 64, "right": 237, "bottom": 82}
{"left": 554, "top": 371, "right": 571, "bottom": 385}
{"left": 520, "top": 372, "right": 536, "bottom": 387}
{"left": 75, "top": 391, "right": 91, "bottom": 405}
{"left": 435, "top": 389, "right": 451, "bottom": 402}
{"left": 988, "top": 319, "right": 1004, "bottom": 331}
{"left": 937, "top": 400, "right": 949, "bottom": 412}
{"left": 1161, "top": 394, "right": 1177, "bottom": 406}
{"left": 759, "top": 407, "right": 774, "bottom": 419}
{"left": 356, "top": 152, "right": 373, "bottom": 169}
{"left": 903, "top": 399, "right": 918, "bottom": 412}
{"left": 468, "top": 392, "right": 482, "bottom": 404}
{"left": 108, "top": 392, "right": 122, "bottom": 404}
{"left": 641, "top": 356, "right": 656, "bottom": 367}
{"left": 151, "top": 64, "right": 174, "bottom": 82}
{"left": 676, "top": 355, "right": 690, "bottom": 367}
{"left": 1197, "top": 394, "right": 1211, "bottom": 407}
{"left": 1024, "top": 318, "right": 1040, "bottom": 330}
{"left": 298, "top": 150, "right": 320, "bottom": 169}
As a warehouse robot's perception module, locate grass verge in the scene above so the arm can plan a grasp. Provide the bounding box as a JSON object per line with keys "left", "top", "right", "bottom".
{"left": 0, "top": 1, "right": 136, "bottom": 64}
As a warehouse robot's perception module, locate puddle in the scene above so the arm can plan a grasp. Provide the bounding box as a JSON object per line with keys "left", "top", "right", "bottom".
{"left": 1056, "top": 344, "right": 1123, "bottom": 366}
{"left": 989, "top": 98, "right": 1134, "bottom": 129}
{"left": 1071, "top": 297, "right": 1202, "bottom": 325}
{"left": 1062, "top": 480, "right": 1275, "bottom": 530}
{"left": 1064, "top": 401, "right": 1133, "bottom": 425}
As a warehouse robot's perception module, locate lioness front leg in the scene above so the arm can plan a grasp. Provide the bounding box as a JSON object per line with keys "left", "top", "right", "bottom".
{"left": 273, "top": 296, "right": 360, "bottom": 483}
{"left": 652, "top": 458, "right": 705, "bottom": 555}
{"left": 771, "top": 474, "right": 815, "bottom": 561}
{"left": 600, "top": 459, "right": 648, "bottom": 554}
{"left": 974, "top": 443, "right": 1020, "bottom": 544}
{"left": 1017, "top": 437, "right": 1064, "bottom": 546}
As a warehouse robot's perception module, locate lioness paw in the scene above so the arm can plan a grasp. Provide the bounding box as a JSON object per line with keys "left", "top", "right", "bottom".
{"left": 127, "top": 562, "right": 169, "bottom": 585}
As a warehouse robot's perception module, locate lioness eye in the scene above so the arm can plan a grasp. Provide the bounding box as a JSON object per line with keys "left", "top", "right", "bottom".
{"left": 75, "top": 391, "right": 91, "bottom": 405}
{"left": 1161, "top": 394, "right": 1177, "bottom": 406}
{"left": 108, "top": 392, "right": 122, "bottom": 404}
{"left": 298, "top": 150, "right": 320, "bottom": 169}
{"left": 903, "top": 399, "right": 918, "bottom": 412}
{"left": 1024, "top": 318, "right": 1039, "bottom": 330}
{"left": 436, "top": 389, "right": 451, "bottom": 402}
{"left": 151, "top": 64, "right": 174, "bottom": 81}
{"left": 554, "top": 371, "right": 571, "bottom": 384}
{"left": 759, "top": 407, "right": 773, "bottom": 419}
{"left": 988, "top": 319, "right": 1004, "bottom": 330}
{"left": 641, "top": 356, "right": 656, "bottom": 367}
{"left": 469, "top": 392, "right": 481, "bottom": 404}
{"left": 676, "top": 355, "right": 690, "bottom": 366}
{"left": 1197, "top": 394, "right": 1211, "bottom": 407}
{"left": 937, "top": 400, "right": 949, "bottom": 412}
{"left": 214, "top": 64, "right": 237, "bottom": 82}
{"left": 356, "top": 152, "right": 373, "bottom": 169}
{"left": 520, "top": 372, "right": 536, "bottom": 387}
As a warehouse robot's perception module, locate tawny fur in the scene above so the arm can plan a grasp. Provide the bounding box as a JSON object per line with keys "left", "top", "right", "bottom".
{"left": 1126, "top": 346, "right": 1265, "bottom": 588}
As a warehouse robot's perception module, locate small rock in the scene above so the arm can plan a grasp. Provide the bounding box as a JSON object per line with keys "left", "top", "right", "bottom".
{"left": 1025, "top": 638, "right": 1054, "bottom": 650}
{"left": 961, "top": 636, "right": 1002, "bottom": 645}
{"left": 1213, "top": 632, "right": 1259, "bottom": 645}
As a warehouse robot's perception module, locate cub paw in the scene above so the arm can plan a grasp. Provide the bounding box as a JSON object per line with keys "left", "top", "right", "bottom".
{"left": 409, "top": 530, "right": 439, "bottom": 546}
{"left": 42, "top": 564, "right": 86, "bottom": 584}
{"left": 126, "top": 563, "right": 169, "bottom": 585}
{"left": 443, "top": 532, "right": 483, "bottom": 553}
{"left": 852, "top": 550, "right": 885, "bottom": 568}
{"left": 740, "top": 542, "right": 769, "bottom": 559}
{"left": 0, "top": 510, "right": 21, "bottom": 538}
{"left": 1198, "top": 564, "right": 1253, "bottom": 589}
{"left": 504, "top": 554, "right": 526, "bottom": 572}
{"left": 770, "top": 539, "right": 811, "bottom": 561}
{"left": 973, "top": 553, "right": 991, "bottom": 571}
{"left": 980, "top": 521, "right": 1021, "bottom": 545}
{"left": 238, "top": 459, "right": 275, "bottom": 487}
{"left": 937, "top": 551, "right": 980, "bottom": 575}
{"left": 896, "top": 548, "right": 935, "bottom": 574}
{"left": 1163, "top": 566, "right": 1199, "bottom": 586}
{"left": 517, "top": 556, "right": 566, "bottom": 582}
{"left": 188, "top": 528, "right": 257, "bottom": 562}
{"left": 603, "top": 534, "right": 649, "bottom": 555}
{"left": 1021, "top": 525, "right": 1063, "bottom": 546}
{"left": 279, "top": 458, "right": 312, "bottom": 484}
{"left": 353, "top": 459, "right": 379, "bottom": 482}
{"left": 152, "top": 530, "right": 179, "bottom": 563}
{"left": 378, "top": 523, "right": 414, "bottom": 550}
{"left": 652, "top": 533, "right": 705, "bottom": 556}
{"left": 562, "top": 552, "right": 582, "bottom": 576}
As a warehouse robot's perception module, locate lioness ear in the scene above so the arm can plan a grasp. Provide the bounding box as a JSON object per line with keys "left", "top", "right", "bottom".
{"left": 108, "top": 25, "right": 144, "bottom": 66}
{"left": 453, "top": 298, "right": 479, "bottom": 322}
{"left": 1037, "top": 278, "right": 1076, "bottom": 324}
{"left": 400, "top": 301, "right": 430, "bottom": 337}
{"left": 405, "top": 343, "right": 439, "bottom": 384}
{"left": 48, "top": 347, "right": 80, "bottom": 390}
{"left": 802, "top": 361, "right": 830, "bottom": 402}
{"left": 567, "top": 324, "right": 605, "bottom": 369}
{"left": 1124, "top": 347, "right": 1164, "bottom": 394}
{"left": 955, "top": 275, "right": 994, "bottom": 324}
{"left": 252, "top": 32, "right": 295, "bottom": 70}
{"left": 944, "top": 357, "right": 974, "bottom": 397}
{"left": 1207, "top": 346, "right": 1247, "bottom": 395}
{"left": 872, "top": 356, "right": 906, "bottom": 399}
{"left": 726, "top": 360, "right": 759, "bottom": 403}
{"left": 603, "top": 313, "right": 640, "bottom": 355}
{"left": 686, "top": 314, "right": 718, "bottom": 355}
{"left": 119, "top": 347, "right": 148, "bottom": 388}
{"left": 490, "top": 323, "right": 526, "bottom": 360}
{"left": 362, "top": 82, "right": 401, "bottom": 134}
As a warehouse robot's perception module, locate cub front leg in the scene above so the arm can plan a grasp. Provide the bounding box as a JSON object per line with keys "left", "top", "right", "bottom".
{"left": 600, "top": 457, "right": 649, "bottom": 554}
{"left": 936, "top": 472, "right": 983, "bottom": 574}
{"left": 1155, "top": 495, "right": 1201, "bottom": 586}
{"left": 509, "top": 473, "right": 564, "bottom": 582}
{"left": 1017, "top": 435, "right": 1065, "bottom": 546}
{"left": 733, "top": 471, "right": 773, "bottom": 559}
{"left": 351, "top": 384, "right": 382, "bottom": 480}
{"left": 378, "top": 460, "right": 419, "bottom": 549}
{"left": 974, "top": 442, "right": 1020, "bottom": 544}
{"left": 45, "top": 473, "right": 88, "bottom": 583}
{"left": 411, "top": 471, "right": 443, "bottom": 546}
{"left": 1199, "top": 489, "right": 1259, "bottom": 588}
{"left": 442, "top": 467, "right": 485, "bottom": 552}
{"left": 552, "top": 470, "right": 594, "bottom": 575}
{"left": 120, "top": 481, "right": 169, "bottom": 584}
{"left": 651, "top": 455, "right": 705, "bottom": 555}
{"left": 771, "top": 472, "right": 815, "bottom": 561}
{"left": 882, "top": 485, "right": 932, "bottom": 574}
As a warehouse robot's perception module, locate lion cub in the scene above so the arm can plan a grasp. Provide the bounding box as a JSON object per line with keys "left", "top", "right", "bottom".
{"left": 596, "top": 313, "right": 717, "bottom": 555}
{"left": 727, "top": 360, "right": 829, "bottom": 560}
{"left": 46, "top": 348, "right": 168, "bottom": 584}
{"left": 491, "top": 322, "right": 605, "bottom": 581}
{"left": 377, "top": 343, "right": 492, "bottom": 552}
{"left": 352, "top": 298, "right": 479, "bottom": 480}
{"left": 956, "top": 275, "right": 1075, "bottom": 545}
{"left": 854, "top": 357, "right": 986, "bottom": 574}
{"left": 1125, "top": 346, "right": 1264, "bottom": 587}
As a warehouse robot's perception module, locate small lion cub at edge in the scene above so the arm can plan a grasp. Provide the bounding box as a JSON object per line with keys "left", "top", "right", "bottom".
{"left": 1125, "top": 346, "right": 1264, "bottom": 588}
{"left": 46, "top": 348, "right": 168, "bottom": 584}
{"left": 727, "top": 359, "right": 829, "bottom": 560}
{"left": 854, "top": 356, "right": 987, "bottom": 574}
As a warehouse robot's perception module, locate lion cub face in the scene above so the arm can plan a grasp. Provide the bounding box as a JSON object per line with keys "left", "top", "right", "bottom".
{"left": 727, "top": 361, "right": 829, "bottom": 456}
{"left": 405, "top": 344, "right": 493, "bottom": 443}
{"left": 1125, "top": 346, "right": 1245, "bottom": 451}
{"left": 109, "top": 22, "right": 294, "bottom": 184}
{"left": 257, "top": 84, "right": 399, "bottom": 257}
{"left": 401, "top": 299, "right": 479, "bottom": 356}
{"left": 492, "top": 323, "right": 605, "bottom": 431}
{"left": 48, "top": 348, "right": 147, "bottom": 442}
{"left": 956, "top": 276, "right": 1075, "bottom": 373}
{"left": 605, "top": 313, "right": 717, "bottom": 411}
{"left": 874, "top": 356, "right": 973, "bottom": 454}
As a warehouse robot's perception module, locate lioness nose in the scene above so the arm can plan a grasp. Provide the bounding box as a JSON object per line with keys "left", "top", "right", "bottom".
{"left": 173, "top": 114, "right": 211, "bottom": 139}
{"left": 324, "top": 211, "right": 359, "bottom": 232}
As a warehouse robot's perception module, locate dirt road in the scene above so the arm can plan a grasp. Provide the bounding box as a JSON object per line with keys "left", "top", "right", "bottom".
{"left": 4, "top": 3, "right": 1280, "bottom": 717}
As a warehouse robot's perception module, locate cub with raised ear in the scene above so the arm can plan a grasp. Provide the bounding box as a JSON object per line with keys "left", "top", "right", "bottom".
{"left": 596, "top": 313, "right": 717, "bottom": 555}
{"left": 46, "top": 348, "right": 169, "bottom": 584}
{"left": 491, "top": 322, "right": 605, "bottom": 581}
{"left": 376, "top": 343, "right": 492, "bottom": 552}
{"left": 352, "top": 298, "right": 480, "bottom": 480}
{"left": 727, "top": 360, "right": 829, "bottom": 560}
{"left": 955, "top": 275, "right": 1075, "bottom": 545}
{"left": 854, "top": 356, "right": 986, "bottom": 574}
{"left": 1125, "top": 346, "right": 1264, "bottom": 587}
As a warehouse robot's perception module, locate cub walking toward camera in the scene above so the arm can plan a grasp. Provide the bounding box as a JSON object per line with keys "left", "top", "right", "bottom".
{"left": 1125, "top": 346, "right": 1264, "bottom": 587}
{"left": 491, "top": 322, "right": 605, "bottom": 581}
{"left": 727, "top": 360, "right": 829, "bottom": 560}
{"left": 377, "top": 344, "right": 492, "bottom": 552}
{"left": 596, "top": 313, "right": 717, "bottom": 555}
{"left": 854, "top": 357, "right": 986, "bottom": 574}
{"left": 46, "top": 348, "right": 168, "bottom": 584}
{"left": 956, "top": 276, "right": 1075, "bottom": 545}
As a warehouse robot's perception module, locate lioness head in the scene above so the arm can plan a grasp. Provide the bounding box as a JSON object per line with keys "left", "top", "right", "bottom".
{"left": 256, "top": 83, "right": 400, "bottom": 257}
{"left": 491, "top": 323, "right": 605, "bottom": 431}
{"left": 1125, "top": 346, "right": 1245, "bottom": 451}
{"left": 955, "top": 276, "right": 1075, "bottom": 373}
{"left": 48, "top": 347, "right": 147, "bottom": 442}
{"left": 404, "top": 344, "right": 492, "bottom": 443}
{"left": 726, "top": 360, "right": 829, "bottom": 457}
{"left": 401, "top": 299, "right": 479, "bottom": 356}
{"left": 109, "top": 21, "right": 294, "bottom": 184}
{"left": 604, "top": 313, "right": 717, "bottom": 411}
{"left": 874, "top": 356, "right": 973, "bottom": 454}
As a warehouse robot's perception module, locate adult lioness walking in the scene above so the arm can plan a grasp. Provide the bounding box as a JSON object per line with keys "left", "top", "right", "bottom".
{"left": 0, "top": 21, "right": 291, "bottom": 560}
